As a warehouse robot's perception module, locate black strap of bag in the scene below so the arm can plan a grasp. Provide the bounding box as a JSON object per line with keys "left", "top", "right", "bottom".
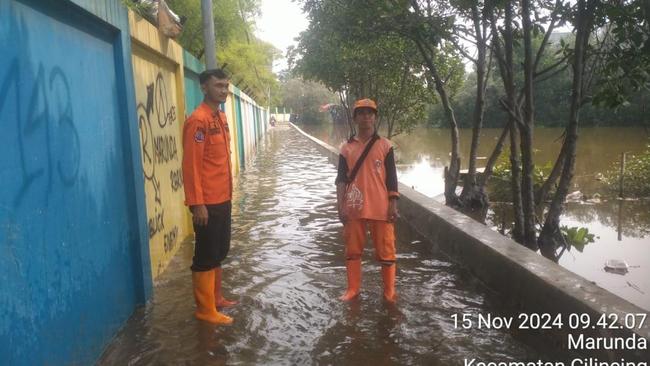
{"left": 346, "top": 134, "right": 379, "bottom": 184}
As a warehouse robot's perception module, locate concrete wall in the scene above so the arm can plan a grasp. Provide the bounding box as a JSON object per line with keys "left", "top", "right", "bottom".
{"left": 0, "top": 1, "right": 150, "bottom": 365}
{"left": 223, "top": 86, "right": 241, "bottom": 176}
{"left": 227, "top": 84, "right": 268, "bottom": 171}
{"left": 129, "top": 10, "right": 193, "bottom": 279}
{"left": 291, "top": 123, "right": 650, "bottom": 361}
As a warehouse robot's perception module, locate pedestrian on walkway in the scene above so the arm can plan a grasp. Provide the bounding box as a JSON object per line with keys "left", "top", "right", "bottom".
{"left": 335, "top": 98, "right": 400, "bottom": 303}
{"left": 182, "top": 68, "right": 238, "bottom": 325}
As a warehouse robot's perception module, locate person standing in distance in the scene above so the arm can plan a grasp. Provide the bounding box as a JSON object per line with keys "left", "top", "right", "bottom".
{"left": 335, "top": 98, "right": 400, "bottom": 303}
{"left": 182, "top": 69, "right": 238, "bottom": 324}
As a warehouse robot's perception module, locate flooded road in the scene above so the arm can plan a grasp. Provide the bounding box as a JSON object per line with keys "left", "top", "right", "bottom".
{"left": 98, "top": 126, "right": 540, "bottom": 365}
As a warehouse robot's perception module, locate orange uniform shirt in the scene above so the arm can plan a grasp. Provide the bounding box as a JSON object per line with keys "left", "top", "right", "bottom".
{"left": 337, "top": 136, "right": 399, "bottom": 221}
{"left": 182, "top": 102, "right": 233, "bottom": 206}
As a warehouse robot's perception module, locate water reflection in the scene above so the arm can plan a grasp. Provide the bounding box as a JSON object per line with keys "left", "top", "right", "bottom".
{"left": 398, "top": 156, "right": 446, "bottom": 198}
{"left": 564, "top": 199, "right": 650, "bottom": 239}
{"left": 98, "top": 126, "right": 540, "bottom": 365}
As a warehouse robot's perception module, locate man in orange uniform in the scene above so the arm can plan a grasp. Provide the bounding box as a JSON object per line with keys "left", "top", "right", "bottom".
{"left": 335, "top": 98, "right": 400, "bottom": 303}
{"left": 182, "top": 69, "right": 238, "bottom": 324}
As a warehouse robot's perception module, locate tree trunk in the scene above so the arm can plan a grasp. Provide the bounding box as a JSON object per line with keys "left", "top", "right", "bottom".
{"left": 415, "top": 40, "right": 461, "bottom": 206}
{"left": 478, "top": 122, "right": 510, "bottom": 190}
{"left": 509, "top": 117, "right": 525, "bottom": 243}
{"left": 520, "top": 0, "right": 538, "bottom": 250}
{"left": 535, "top": 138, "right": 566, "bottom": 206}
{"left": 491, "top": 1, "right": 525, "bottom": 244}
{"left": 339, "top": 90, "right": 354, "bottom": 137}
{"left": 539, "top": 0, "right": 596, "bottom": 260}
{"left": 460, "top": 4, "right": 489, "bottom": 210}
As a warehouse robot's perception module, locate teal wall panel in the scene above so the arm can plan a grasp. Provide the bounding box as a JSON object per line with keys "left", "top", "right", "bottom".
{"left": 182, "top": 50, "right": 204, "bottom": 115}
{"left": 234, "top": 95, "right": 245, "bottom": 169}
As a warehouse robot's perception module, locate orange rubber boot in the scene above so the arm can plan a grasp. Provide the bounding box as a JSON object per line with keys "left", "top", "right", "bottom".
{"left": 339, "top": 259, "right": 361, "bottom": 301}
{"left": 214, "top": 267, "right": 238, "bottom": 308}
{"left": 381, "top": 264, "right": 397, "bottom": 303}
{"left": 192, "top": 270, "right": 233, "bottom": 325}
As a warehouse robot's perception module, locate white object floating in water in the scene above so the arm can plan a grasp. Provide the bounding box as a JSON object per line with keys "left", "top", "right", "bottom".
{"left": 604, "top": 259, "right": 629, "bottom": 275}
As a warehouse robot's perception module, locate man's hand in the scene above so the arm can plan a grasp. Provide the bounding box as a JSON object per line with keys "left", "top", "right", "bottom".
{"left": 191, "top": 205, "right": 209, "bottom": 226}
{"left": 387, "top": 199, "right": 399, "bottom": 223}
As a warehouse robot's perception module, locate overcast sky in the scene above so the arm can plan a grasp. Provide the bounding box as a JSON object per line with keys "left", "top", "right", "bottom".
{"left": 254, "top": 0, "right": 309, "bottom": 72}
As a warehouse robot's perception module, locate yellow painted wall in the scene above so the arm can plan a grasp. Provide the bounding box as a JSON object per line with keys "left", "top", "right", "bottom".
{"left": 129, "top": 10, "right": 192, "bottom": 278}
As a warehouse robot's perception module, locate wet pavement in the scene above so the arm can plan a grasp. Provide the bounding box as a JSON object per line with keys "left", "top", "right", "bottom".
{"left": 97, "top": 126, "right": 540, "bottom": 365}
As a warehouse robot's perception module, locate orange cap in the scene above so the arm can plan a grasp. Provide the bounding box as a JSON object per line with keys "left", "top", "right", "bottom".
{"left": 353, "top": 98, "right": 377, "bottom": 113}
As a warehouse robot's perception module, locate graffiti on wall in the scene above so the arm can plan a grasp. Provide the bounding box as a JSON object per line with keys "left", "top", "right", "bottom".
{"left": 1, "top": 60, "right": 80, "bottom": 207}
{"left": 136, "top": 72, "right": 181, "bottom": 255}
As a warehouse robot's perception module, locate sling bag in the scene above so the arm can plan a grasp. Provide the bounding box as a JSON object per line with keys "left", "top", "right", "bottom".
{"left": 346, "top": 134, "right": 379, "bottom": 184}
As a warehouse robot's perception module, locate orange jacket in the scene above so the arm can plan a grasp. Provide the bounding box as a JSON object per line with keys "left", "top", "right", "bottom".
{"left": 182, "top": 102, "right": 233, "bottom": 206}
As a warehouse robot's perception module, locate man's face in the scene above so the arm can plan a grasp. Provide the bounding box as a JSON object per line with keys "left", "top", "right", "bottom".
{"left": 202, "top": 76, "right": 229, "bottom": 104}
{"left": 354, "top": 108, "right": 377, "bottom": 129}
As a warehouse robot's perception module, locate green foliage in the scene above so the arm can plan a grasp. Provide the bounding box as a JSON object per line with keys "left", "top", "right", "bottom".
{"left": 560, "top": 226, "right": 596, "bottom": 252}
{"left": 488, "top": 156, "right": 552, "bottom": 202}
{"left": 427, "top": 32, "right": 650, "bottom": 128}
{"left": 603, "top": 144, "right": 650, "bottom": 197}
{"left": 124, "top": 0, "right": 279, "bottom": 105}
{"left": 278, "top": 78, "right": 338, "bottom": 124}
{"left": 122, "top": 0, "right": 155, "bottom": 17}
{"left": 293, "top": 0, "right": 463, "bottom": 137}
{"left": 592, "top": 1, "right": 650, "bottom": 109}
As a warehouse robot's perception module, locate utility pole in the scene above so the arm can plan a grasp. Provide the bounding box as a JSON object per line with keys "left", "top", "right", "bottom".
{"left": 201, "top": 0, "right": 217, "bottom": 68}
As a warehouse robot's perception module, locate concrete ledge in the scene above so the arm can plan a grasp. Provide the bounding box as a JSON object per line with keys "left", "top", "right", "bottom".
{"left": 291, "top": 123, "right": 649, "bottom": 360}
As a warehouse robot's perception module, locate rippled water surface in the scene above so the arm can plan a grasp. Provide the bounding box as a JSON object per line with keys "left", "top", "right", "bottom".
{"left": 98, "top": 126, "right": 540, "bottom": 365}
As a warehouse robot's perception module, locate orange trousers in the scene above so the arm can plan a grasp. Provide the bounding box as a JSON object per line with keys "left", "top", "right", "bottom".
{"left": 343, "top": 219, "right": 396, "bottom": 264}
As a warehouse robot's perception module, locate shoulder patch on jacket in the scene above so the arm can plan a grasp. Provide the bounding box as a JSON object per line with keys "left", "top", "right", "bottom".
{"left": 194, "top": 128, "right": 205, "bottom": 143}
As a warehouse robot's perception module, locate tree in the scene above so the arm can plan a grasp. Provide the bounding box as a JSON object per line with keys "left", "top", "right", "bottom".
{"left": 292, "top": 0, "right": 435, "bottom": 139}
{"left": 278, "top": 78, "right": 338, "bottom": 124}
{"left": 156, "top": 0, "right": 280, "bottom": 104}
{"left": 538, "top": 0, "right": 650, "bottom": 260}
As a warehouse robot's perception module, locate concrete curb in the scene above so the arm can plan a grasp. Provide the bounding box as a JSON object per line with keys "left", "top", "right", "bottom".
{"left": 291, "top": 122, "right": 649, "bottom": 361}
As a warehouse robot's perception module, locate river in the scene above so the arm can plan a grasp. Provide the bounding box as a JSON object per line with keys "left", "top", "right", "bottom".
{"left": 298, "top": 123, "right": 650, "bottom": 311}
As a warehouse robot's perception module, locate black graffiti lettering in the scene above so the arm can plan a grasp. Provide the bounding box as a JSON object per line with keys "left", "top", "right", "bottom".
{"left": 1, "top": 60, "right": 81, "bottom": 207}
{"left": 154, "top": 73, "right": 170, "bottom": 128}
{"left": 148, "top": 208, "right": 165, "bottom": 238}
{"left": 138, "top": 103, "right": 154, "bottom": 179}
{"left": 137, "top": 72, "right": 181, "bottom": 211}
{"left": 153, "top": 134, "right": 178, "bottom": 164}
{"left": 166, "top": 106, "right": 176, "bottom": 126}
{"left": 151, "top": 176, "right": 162, "bottom": 204}
{"left": 163, "top": 226, "right": 178, "bottom": 253}
{"left": 152, "top": 73, "right": 176, "bottom": 129}
{"left": 50, "top": 67, "right": 80, "bottom": 185}
{"left": 170, "top": 168, "right": 183, "bottom": 192}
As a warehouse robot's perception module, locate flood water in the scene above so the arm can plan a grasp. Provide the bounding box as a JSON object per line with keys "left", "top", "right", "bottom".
{"left": 98, "top": 126, "right": 542, "bottom": 365}
{"left": 299, "top": 124, "right": 650, "bottom": 311}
